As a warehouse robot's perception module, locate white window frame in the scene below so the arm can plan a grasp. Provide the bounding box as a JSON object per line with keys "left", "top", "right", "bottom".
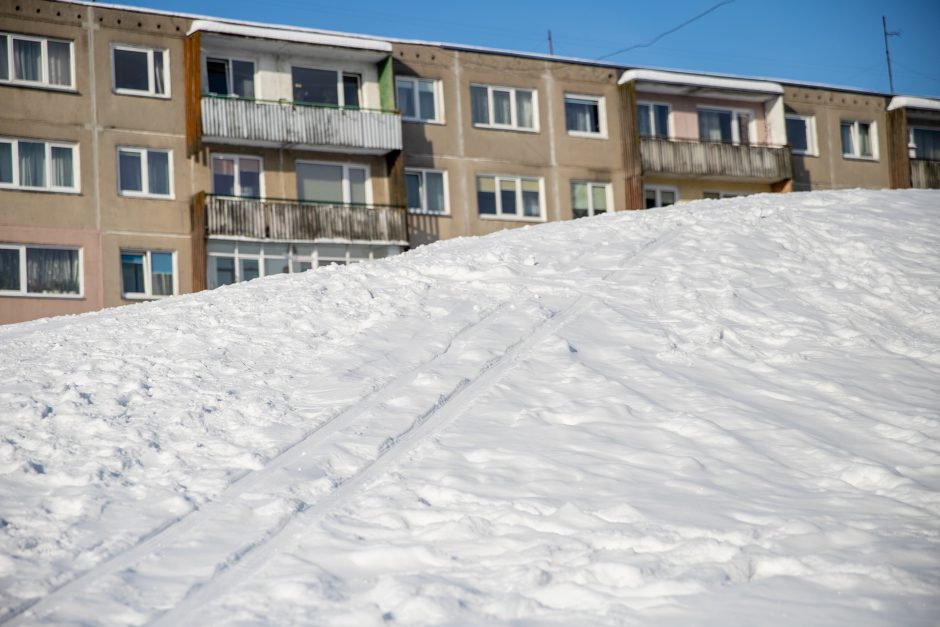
{"left": 564, "top": 93, "right": 607, "bottom": 138}
{"left": 111, "top": 43, "right": 169, "bottom": 98}
{"left": 203, "top": 55, "right": 255, "bottom": 98}
{"left": 290, "top": 64, "right": 360, "bottom": 108}
{"left": 470, "top": 83, "right": 539, "bottom": 132}
{"left": 840, "top": 120, "right": 878, "bottom": 160}
{"left": 909, "top": 126, "right": 940, "bottom": 159}
{"left": 0, "top": 32, "right": 75, "bottom": 90}
{"left": 120, "top": 249, "right": 178, "bottom": 300}
{"left": 116, "top": 147, "right": 174, "bottom": 199}
{"left": 476, "top": 174, "right": 545, "bottom": 221}
{"left": 697, "top": 106, "right": 756, "bottom": 144}
{"left": 637, "top": 101, "right": 672, "bottom": 138}
{"left": 211, "top": 153, "right": 264, "bottom": 198}
{"left": 0, "top": 137, "right": 80, "bottom": 193}
{"left": 0, "top": 243, "right": 83, "bottom": 298}
{"left": 405, "top": 168, "right": 449, "bottom": 215}
{"left": 570, "top": 180, "right": 612, "bottom": 218}
{"left": 785, "top": 113, "right": 818, "bottom": 156}
{"left": 644, "top": 185, "right": 679, "bottom": 209}
{"left": 396, "top": 76, "right": 443, "bottom": 123}
{"left": 295, "top": 160, "right": 372, "bottom": 205}
{"left": 703, "top": 191, "right": 741, "bottom": 199}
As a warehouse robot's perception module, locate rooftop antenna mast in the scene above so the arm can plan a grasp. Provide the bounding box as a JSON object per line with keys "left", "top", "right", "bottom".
{"left": 882, "top": 16, "right": 900, "bottom": 94}
{"left": 548, "top": 29, "right": 554, "bottom": 55}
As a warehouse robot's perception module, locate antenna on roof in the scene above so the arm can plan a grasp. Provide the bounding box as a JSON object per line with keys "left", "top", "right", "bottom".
{"left": 548, "top": 30, "right": 554, "bottom": 56}
{"left": 882, "top": 16, "right": 900, "bottom": 94}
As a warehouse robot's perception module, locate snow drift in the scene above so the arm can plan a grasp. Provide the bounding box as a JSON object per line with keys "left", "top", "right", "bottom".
{"left": 1, "top": 190, "right": 939, "bottom": 626}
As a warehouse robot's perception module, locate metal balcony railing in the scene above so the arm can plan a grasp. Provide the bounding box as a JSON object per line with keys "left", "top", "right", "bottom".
{"left": 640, "top": 136, "right": 792, "bottom": 181}
{"left": 910, "top": 159, "right": 940, "bottom": 189}
{"left": 201, "top": 95, "right": 402, "bottom": 153}
{"left": 205, "top": 195, "right": 408, "bottom": 244}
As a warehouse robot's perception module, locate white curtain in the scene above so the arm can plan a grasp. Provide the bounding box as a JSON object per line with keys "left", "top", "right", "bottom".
{"left": 397, "top": 81, "right": 416, "bottom": 118}
{"left": 913, "top": 128, "right": 940, "bottom": 160}
{"left": 18, "top": 141, "right": 45, "bottom": 187}
{"left": 699, "top": 110, "right": 731, "bottom": 142}
{"left": 150, "top": 252, "right": 174, "bottom": 296}
{"left": 426, "top": 171, "right": 445, "bottom": 213}
{"left": 13, "top": 38, "right": 41, "bottom": 81}
{"left": 516, "top": 91, "right": 534, "bottom": 129}
{"left": 147, "top": 151, "right": 170, "bottom": 195}
{"left": 152, "top": 50, "right": 165, "bottom": 95}
{"left": 840, "top": 123, "right": 855, "bottom": 155}
{"left": 418, "top": 80, "right": 435, "bottom": 120}
{"left": 47, "top": 41, "right": 71, "bottom": 86}
{"left": 471, "top": 85, "right": 488, "bottom": 124}
{"left": 27, "top": 248, "right": 79, "bottom": 294}
{"left": 493, "top": 90, "right": 511, "bottom": 125}
{"left": 51, "top": 146, "right": 72, "bottom": 188}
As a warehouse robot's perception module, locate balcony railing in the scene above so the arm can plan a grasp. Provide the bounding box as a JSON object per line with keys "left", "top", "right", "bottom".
{"left": 201, "top": 96, "right": 402, "bottom": 153}
{"left": 911, "top": 159, "right": 940, "bottom": 189}
{"left": 640, "top": 136, "right": 792, "bottom": 182}
{"left": 206, "top": 195, "right": 408, "bottom": 244}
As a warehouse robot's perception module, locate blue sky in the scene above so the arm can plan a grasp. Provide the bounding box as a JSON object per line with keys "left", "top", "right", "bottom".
{"left": 118, "top": 0, "right": 940, "bottom": 97}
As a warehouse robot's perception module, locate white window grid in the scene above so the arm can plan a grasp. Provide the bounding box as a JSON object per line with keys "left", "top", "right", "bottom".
{"left": 0, "top": 243, "right": 83, "bottom": 298}
{"left": 697, "top": 106, "right": 756, "bottom": 144}
{"left": 785, "top": 113, "right": 818, "bottom": 156}
{"left": 396, "top": 76, "right": 442, "bottom": 123}
{"left": 644, "top": 185, "right": 679, "bottom": 208}
{"left": 405, "top": 168, "right": 449, "bottom": 215}
{"left": 120, "top": 249, "right": 178, "bottom": 299}
{"left": 564, "top": 93, "right": 607, "bottom": 138}
{"left": 290, "top": 64, "right": 361, "bottom": 108}
{"left": 204, "top": 56, "right": 255, "bottom": 98}
{"left": 211, "top": 153, "right": 264, "bottom": 198}
{"left": 841, "top": 120, "right": 878, "bottom": 160}
{"left": 117, "top": 147, "right": 174, "bottom": 199}
{"left": 909, "top": 126, "right": 940, "bottom": 159}
{"left": 0, "top": 32, "right": 75, "bottom": 90}
{"left": 637, "top": 101, "right": 672, "bottom": 138}
{"left": 0, "top": 137, "right": 80, "bottom": 193}
{"left": 111, "top": 43, "right": 169, "bottom": 98}
{"left": 471, "top": 83, "right": 538, "bottom": 131}
{"left": 571, "top": 180, "right": 612, "bottom": 218}
{"left": 295, "top": 160, "right": 371, "bottom": 205}
{"left": 477, "top": 174, "right": 545, "bottom": 221}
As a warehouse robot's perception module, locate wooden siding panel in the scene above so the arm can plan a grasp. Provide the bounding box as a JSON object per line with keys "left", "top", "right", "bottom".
{"left": 911, "top": 160, "right": 940, "bottom": 189}
{"left": 640, "top": 137, "right": 792, "bottom": 182}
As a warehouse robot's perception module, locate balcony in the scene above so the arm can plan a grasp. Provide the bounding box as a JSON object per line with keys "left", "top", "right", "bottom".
{"left": 640, "top": 136, "right": 792, "bottom": 182}
{"left": 205, "top": 195, "right": 408, "bottom": 244}
{"left": 910, "top": 159, "right": 940, "bottom": 189}
{"left": 201, "top": 96, "right": 402, "bottom": 154}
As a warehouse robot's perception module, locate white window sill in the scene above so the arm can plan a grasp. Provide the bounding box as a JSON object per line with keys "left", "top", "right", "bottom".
{"left": 0, "top": 80, "right": 78, "bottom": 93}
{"left": 407, "top": 209, "right": 450, "bottom": 216}
{"left": 842, "top": 155, "right": 878, "bottom": 162}
{"left": 567, "top": 131, "right": 607, "bottom": 140}
{"left": 122, "top": 293, "right": 174, "bottom": 301}
{"left": 0, "top": 185, "right": 81, "bottom": 194}
{"left": 0, "top": 292, "right": 84, "bottom": 300}
{"left": 113, "top": 88, "right": 171, "bottom": 100}
{"left": 119, "top": 191, "right": 175, "bottom": 200}
{"left": 472, "top": 124, "right": 539, "bottom": 134}
{"left": 403, "top": 118, "right": 445, "bottom": 125}
{"left": 479, "top": 214, "right": 545, "bottom": 223}
{"left": 792, "top": 151, "right": 819, "bottom": 158}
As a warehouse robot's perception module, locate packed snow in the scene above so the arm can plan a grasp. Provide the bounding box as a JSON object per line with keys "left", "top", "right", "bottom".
{"left": 1, "top": 190, "right": 939, "bottom": 626}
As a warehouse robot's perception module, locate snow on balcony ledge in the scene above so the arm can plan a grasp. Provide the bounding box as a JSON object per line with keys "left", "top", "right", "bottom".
{"left": 619, "top": 69, "right": 783, "bottom": 96}
{"left": 188, "top": 20, "right": 392, "bottom": 53}
{"left": 887, "top": 96, "right": 940, "bottom": 112}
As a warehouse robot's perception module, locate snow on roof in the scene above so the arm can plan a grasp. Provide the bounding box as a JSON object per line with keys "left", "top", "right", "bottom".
{"left": 888, "top": 96, "right": 940, "bottom": 112}
{"left": 187, "top": 20, "right": 391, "bottom": 52}
{"left": 619, "top": 68, "right": 783, "bottom": 94}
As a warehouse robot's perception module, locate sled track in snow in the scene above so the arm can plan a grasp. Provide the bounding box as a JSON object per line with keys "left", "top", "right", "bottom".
{"left": 5, "top": 223, "right": 687, "bottom": 626}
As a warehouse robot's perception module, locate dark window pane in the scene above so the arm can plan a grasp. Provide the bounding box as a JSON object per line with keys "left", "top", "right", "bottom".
{"left": 654, "top": 105, "right": 669, "bottom": 138}
{"left": 477, "top": 177, "right": 496, "bottom": 215}
{"left": 114, "top": 48, "right": 149, "bottom": 92}
{"left": 147, "top": 151, "right": 170, "bottom": 196}
{"left": 152, "top": 50, "right": 165, "bottom": 95}
{"left": 238, "top": 158, "right": 261, "bottom": 197}
{"left": 397, "top": 80, "right": 416, "bottom": 118}
{"left": 47, "top": 40, "right": 71, "bottom": 86}
{"left": 471, "top": 85, "right": 488, "bottom": 125}
{"left": 119, "top": 151, "right": 142, "bottom": 192}
{"left": 206, "top": 58, "right": 229, "bottom": 95}
{"left": 786, "top": 117, "right": 808, "bottom": 152}
{"left": 637, "top": 104, "right": 651, "bottom": 137}
{"left": 0, "top": 142, "right": 12, "bottom": 184}
{"left": 150, "top": 252, "right": 173, "bottom": 296}
{"left": 425, "top": 172, "right": 445, "bottom": 213}
{"left": 215, "top": 256, "right": 235, "bottom": 286}
{"left": 418, "top": 80, "right": 436, "bottom": 121}
{"left": 232, "top": 60, "right": 254, "bottom": 99}
{"left": 0, "top": 35, "right": 8, "bottom": 81}
{"left": 493, "top": 90, "right": 511, "bottom": 125}
{"left": 913, "top": 127, "right": 940, "bottom": 160}
{"left": 500, "top": 179, "right": 516, "bottom": 215}
{"left": 212, "top": 156, "right": 235, "bottom": 196}
{"left": 406, "top": 172, "right": 421, "bottom": 210}
{"left": 27, "top": 248, "right": 79, "bottom": 294}
{"left": 19, "top": 141, "right": 46, "bottom": 188}
{"left": 292, "top": 66, "right": 337, "bottom": 105}
{"left": 121, "top": 253, "right": 145, "bottom": 294}
{"left": 566, "top": 98, "right": 599, "bottom": 133}
{"left": 699, "top": 110, "right": 732, "bottom": 142}
{"left": 343, "top": 74, "right": 360, "bottom": 109}
{"left": 240, "top": 258, "right": 259, "bottom": 281}
{"left": 0, "top": 248, "right": 20, "bottom": 291}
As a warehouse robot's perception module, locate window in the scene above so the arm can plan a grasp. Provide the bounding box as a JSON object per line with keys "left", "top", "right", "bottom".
{"left": 112, "top": 45, "right": 168, "bottom": 97}
{"left": 703, "top": 191, "right": 741, "bottom": 199}
{"left": 117, "top": 148, "right": 172, "bottom": 198}
{"left": 0, "top": 138, "right": 78, "bottom": 192}
{"left": 477, "top": 175, "right": 543, "bottom": 219}
{"left": 396, "top": 77, "right": 440, "bottom": 122}
{"left": 698, "top": 107, "right": 752, "bottom": 144}
{"left": 205, "top": 57, "right": 254, "bottom": 99}
{"left": 405, "top": 169, "right": 447, "bottom": 214}
{"left": 0, "top": 244, "right": 81, "bottom": 296}
{"left": 121, "top": 250, "right": 175, "bottom": 299}
{"left": 296, "top": 162, "right": 368, "bottom": 205}
{"left": 911, "top": 127, "right": 940, "bottom": 160}
{"left": 637, "top": 102, "right": 669, "bottom": 138}
{"left": 211, "top": 154, "right": 262, "bottom": 198}
{"left": 0, "top": 32, "right": 73, "bottom": 89}
{"left": 565, "top": 94, "right": 604, "bottom": 137}
{"left": 785, "top": 114, "right": 817, "bottom": 156}
{"left": 841, "top": 120, "right": 875, "bottom": 159}
{"left": 291, "top": 66, "right": 359, "bottom": 108}
{"left": 571, "top": 181, "right": 609, "bottom": 219}
{"left": 470, "top": 84, "right": 536, "bottom": 131}
{"left": 644, "top": 186, "right": 677, "bottom": 209}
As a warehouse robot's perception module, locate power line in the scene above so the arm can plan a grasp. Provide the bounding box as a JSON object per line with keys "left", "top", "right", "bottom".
{"left": 598, "top": 0, "right": 736, "bottom": 61}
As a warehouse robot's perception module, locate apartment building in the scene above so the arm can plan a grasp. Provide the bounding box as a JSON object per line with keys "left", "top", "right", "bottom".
{"left": 0, "top": 0, "right": 195, "bottom": 324}
{"left": 187, "top": 21, "right": 406, "bottom": 289}
{"left": 781, "top": 83, "right": 891, "bottom": 191}
{"left": 393, "top": 42, "right": 628, "bottom": 246}
{"left": 885, "top": 96, "right": 940, "bottom": 189}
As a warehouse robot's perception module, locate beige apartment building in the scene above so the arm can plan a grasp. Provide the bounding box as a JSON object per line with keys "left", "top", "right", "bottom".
{"left": 885, "top": 96, "right": 940, "bottom": 189}
{"left": 0, "top": 0, "right": 195, "bottom": 324}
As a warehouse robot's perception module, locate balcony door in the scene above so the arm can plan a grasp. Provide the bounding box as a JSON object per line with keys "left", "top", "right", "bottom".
{"left": 296, "top": 162, "right": 368, "bottom": 205}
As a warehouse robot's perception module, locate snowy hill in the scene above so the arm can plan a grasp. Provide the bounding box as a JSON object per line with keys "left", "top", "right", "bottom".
{"left": 1, "top": 190, "right": 939, "bottom": 626}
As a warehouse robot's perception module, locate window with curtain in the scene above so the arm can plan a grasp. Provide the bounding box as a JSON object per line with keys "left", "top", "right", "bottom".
{"left": 912, "top": 127, "right": 940, "bottom": 160}
{"left": 476, "top": 175, "right": 543, "bottom": 219}
{"left": 0, "top": 33, "right": 72, "bottom": 88}
{"left": 637, "top": 103, "right": 670, "bottom": 138}
{"left": 0, "top": 245, "right": 81, "bottom": 295}
{"left": 121, "top": 250, "right": 175, "bottom": 298}
{"left": 644, "top": 186, "right": 677, "bottom": 209}
{"left": 470, "top": 84, "right": 536, "bottom": 130}
{"left": 296, "top": 162, "right": 368, "bottom": 205}
{"left": 698, "top": 109, "right": 733, "bottom": 142}
{"left": 117, "top": 147, "right": 172, "bottom": 197}
{"left": 396, "top": 77, "right": 440, "bottom": 122}
{"left": 840, "top": 120, "right": 875, "bottom": 158}
{"left": 785, "top": 114, "right": 816, "bottom": 154}
{"left": 292, "top": 66, "right": 338, "bottom": 106}
{"left": 112, "top": 45, "right": 168, "bottom": 97}
{"left": 571, "top": 181, "right": 609, "bottom": 219}
{"left": 205, "top": 58, "right": 255, "bottom": 99}
{"left": 407, "top": 169, "right": 447, "bottom": 214}
{"left": 0, "top": 138, "right": 77, "bottom": 192}
{"left": 565, "top": 95, "right": 603, "bottom": 135}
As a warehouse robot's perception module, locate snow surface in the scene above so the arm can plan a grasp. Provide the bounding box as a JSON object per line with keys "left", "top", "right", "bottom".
{"left": 187, "top": 20, "right": 392, "bottom": 52}
{"left": 2, "top": 190, "right": 939, "bottom": 626}
{"left": 618, "top": 68, "right": 783, "bottom": 95}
